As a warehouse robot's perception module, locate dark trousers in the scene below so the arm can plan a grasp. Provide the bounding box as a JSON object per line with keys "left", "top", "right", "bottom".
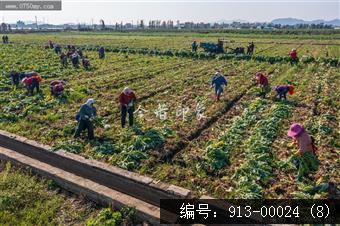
{"left": 290, "top": 58, "right": 298, "bottom": 65}
{"left": 72, "top": 59, "right": 79, "bottom": 68}
{"left": 121, "top": 105, "right": 134, "bottom": 128}
{"left": 12, "top": 77, "right": 19, "bottom": 86}
{"left": 260, "top": 85, "right": 269, "bottom": 98}
{"left": 74, "top": 119, "right": 94, "bottom": 139}
{"left": 28, "top": 81, "right": 39, "bottom": 95}
{"left": 276, "top": 90, "right": 288, "bottom": 100}
{"left": 61, "top": 58, "right": 67, "bottom": 67}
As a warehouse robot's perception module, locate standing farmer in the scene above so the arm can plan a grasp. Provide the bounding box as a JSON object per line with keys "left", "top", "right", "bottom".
{"left": 119, "top": 87, "right": 136, "bottom": 128}
{"left": 211, "top": 71, "right": 227, "bottom": 101}
{"left": 287, "top": 123, "right": 319, "bottom": 181}
{"left": 289, "top": 48, "right": 298, "bottom": 65}
{"left": 71, "top": 52, "right": 80, "bottom": 68}
{"left": 54, "top": 44, "right": 61, "bottom": 54}
{"left": 274, "top": 85, "right": 294, "bottom": 100}
{"left": 74, "top": 98, "right": 97, "bottom": 140}
{"left": 99, "top": 47, "right": 105, "bottom": 59}
{"left": 247, "top": 42, "right": 255, "bottom": 55}
{"left": 255, "top": 72, "right": 269, "bottom": 98}
{"left": 192, "top": 40, "right": 198, "bottom": 52}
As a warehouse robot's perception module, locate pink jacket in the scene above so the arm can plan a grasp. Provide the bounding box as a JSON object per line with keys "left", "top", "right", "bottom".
{"left": 294, "top": 131, "right": 316, "bottom": 155}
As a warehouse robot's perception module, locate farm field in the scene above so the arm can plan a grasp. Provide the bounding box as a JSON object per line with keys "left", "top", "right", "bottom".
{"left": 0, "top": 31, "right": 339, "bottom": 201}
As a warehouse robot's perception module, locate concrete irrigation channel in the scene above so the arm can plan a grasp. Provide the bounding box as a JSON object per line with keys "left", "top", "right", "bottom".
{"left": 0, "top": 130, "right": 193, "bottom": 225}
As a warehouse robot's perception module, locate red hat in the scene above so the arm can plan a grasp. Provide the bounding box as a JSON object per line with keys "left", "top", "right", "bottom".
{"left": 288, "top": 123, "right": 305, "bottom": 138}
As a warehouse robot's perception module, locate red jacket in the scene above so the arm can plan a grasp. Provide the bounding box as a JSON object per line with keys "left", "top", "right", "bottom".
{"left": 22, "top": 76, "right": 40, "bottom": 86}
{"left": 51, "top": 81, "right": 65, "bottom": 92}
{"left": 290, "top": 51, "right": 297, "bottom": 60}
{"left": 53, "top": 83, "right": 64, "bottom": 92}
{"left": 119, "top": 92, "right": 136, "bottom": 106}
{"left": 256, "top": 74, "right": 268, "bottom": 86}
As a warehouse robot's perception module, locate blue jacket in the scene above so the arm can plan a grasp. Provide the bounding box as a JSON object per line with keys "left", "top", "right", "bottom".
{"left": 76, "top": 104, "right": 97, "bottom": 121}
{"left": 211, "top": 74, "right": 227, "bottom": 88}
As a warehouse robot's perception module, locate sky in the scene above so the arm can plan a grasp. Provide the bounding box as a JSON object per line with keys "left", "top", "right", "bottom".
{"left": 0, "top": 0, "right": 339, "bottom": 24}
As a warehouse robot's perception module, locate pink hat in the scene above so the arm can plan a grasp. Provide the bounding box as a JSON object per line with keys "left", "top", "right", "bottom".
{"left": 287, "top": 123, "right": 305, "bottom": 138}
{"left": 255, "top": 72, "right": 264, "bottom": 79}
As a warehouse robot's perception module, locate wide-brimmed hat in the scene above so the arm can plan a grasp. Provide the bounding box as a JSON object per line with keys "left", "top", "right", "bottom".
{"left": 288, "top": 123, "right": 305, "bottom": 137}
{"left": 123, "top": 87, "right": 132, "bottom": 95}
{"left": 85, "top": 98, "right": 95, "bottom": 106}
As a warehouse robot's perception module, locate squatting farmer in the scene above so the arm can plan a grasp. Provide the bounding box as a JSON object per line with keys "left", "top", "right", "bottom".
{"left": 74, "top": 98, "right": 97, "bottom": 140}
{"left": 50, "top": 80, "right": 65, "bottom": 96}
{"left": 82, "top": 57, "right": 91, "bottom": 70}
{"left": 21, "top": 72, "right": 42, "bottom": 96}
{"left": 211, "top": 71, "right": 227, "bottom": 101}
{"left": 192, "top": 40, "right": 198, "bottom": 52}
{"left": 119, "top": 87, "right": 136, "bottom": 128}
{"left": 287, "top": 123, "right": 319, "bottom": 181}
{"left": 255, "top": 72, "right": 269, "bottom": 98}
{"left": 99, "top": 46, "right": 105, "bottom": 59}
{"left": 273, "top": 85, "right": 294, "bottom": 100}
{"left": 289, "top": 48, "right": 298, "bottom": 65}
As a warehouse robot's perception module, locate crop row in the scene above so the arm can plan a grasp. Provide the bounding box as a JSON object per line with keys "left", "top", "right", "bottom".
{"left": 141, "top": 63, "right": 302, "bottom": 197}
{"left": 75, "top": 45, "right": 339, "bottom": 67}
{"left": 265, "top": 64, "right": 339, "bottom": 199}
{"left": 201, "top": 98, "right": 268, "bottom": 173}
{"left": 10, "top": 33, "right": 338, "bottom": 58}
{"left": 1, "top": 43, "right": 237, "bottom": 171}
{"left": 231, "top": 102, "right": 291, "bottom": 198}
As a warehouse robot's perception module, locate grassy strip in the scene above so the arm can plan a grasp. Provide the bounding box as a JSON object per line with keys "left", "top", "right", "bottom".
{"left": 0, "top": 161, "right": 94, "bottom": 225}
{"left": 0, "top": 161, "right": 137, "bottom": 225}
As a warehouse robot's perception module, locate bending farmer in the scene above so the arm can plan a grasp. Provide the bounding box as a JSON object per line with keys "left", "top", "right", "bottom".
{"left": 211, "top": 71, "right": 227, "bottom": 101}
{"left": 21, "top": 72, "right": 42, "bottom": 96}
{"left": 274, "top": 85, "right": 294, "bottom": 100}
{"left": 287, "top": 123, "right": 319, "bottom": 181}
{"left": 74, "top": 98, "right": 97, "bottom": 140}
{"left": 255, "top": 72, "right": 269, "bottom": 98}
